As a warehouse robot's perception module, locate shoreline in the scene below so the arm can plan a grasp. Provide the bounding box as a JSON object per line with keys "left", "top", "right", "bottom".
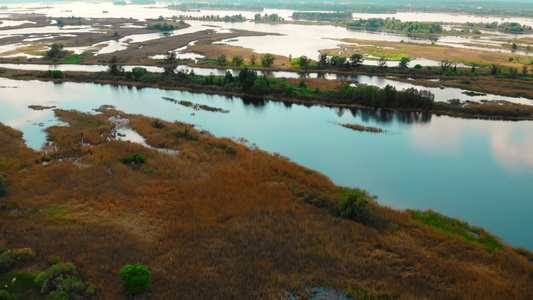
{"left": 1, "top": 67, "right": 532, "bottom": 121}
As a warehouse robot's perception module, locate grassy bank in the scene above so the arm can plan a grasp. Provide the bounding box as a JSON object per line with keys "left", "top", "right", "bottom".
{"left": 0, "top": 109, "right": 532, "bottom": 299}
{"left": 1, "top": 67, "right": 532, "bottom": 121}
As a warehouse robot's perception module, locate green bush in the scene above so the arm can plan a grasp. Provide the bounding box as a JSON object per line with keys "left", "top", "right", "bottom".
{"left": 0, "top": 248, "right": 36, "bottom": 273}
{"left": 48, "top": 256, "right": 61, "bottom": 265}
{"left": 224, "top": 146, "right": 236, "bottom": 154}
{"left": 34, "top": 262, "right": 77, "bottom": 293}
{"left": 338, "top": 188, "right": 368, "bottom": 220}
{"left": 35, "top": 262, "right": 95, "bottom": 298}
{"left": 122, "top": 154, "right": 146, "bottom": 165}
{"left": 152, "top": 120, "right": 165, "bottom": 129}
{"left": 119, "top": 263, "right": 150, "bottom": 295}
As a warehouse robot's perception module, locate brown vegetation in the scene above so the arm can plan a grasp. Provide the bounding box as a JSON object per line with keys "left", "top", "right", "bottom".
{"left": 1, "top": 109, "right": 532, "bottom": 299}
{"left": 338, "top": 123, "right": 384, "bottom": 133}
{"left": 332, "top": 38, "right": 530, "bottom": 68}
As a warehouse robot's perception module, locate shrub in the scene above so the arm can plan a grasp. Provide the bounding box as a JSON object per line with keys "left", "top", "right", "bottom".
{"left": 34, "top": 262, "right": 96, "bottom": 299}
{"left": 48, "top": 256, "right": 61, "bottom": 265}
{"left": 414, "top": 64, "right": 422, "bottom": 69}
{"left": 152, "top": 120, "right": 165, "bottom": 129}
{"left": 119, "top": 263, "right": 150, "bottom": 295}
{"left": 225, "top": 146, "right": 236, "bottom": 154}
{"left": 122, "top": 154, "right": 146, "bottom": 165}
{"left": 174, "top": 128, "right": 197, "bottom": 141}
{"left": 338, "top": 188, "right": 368, "bottom": 221}
{"left": 35, "top": 262, "right": 77, "bottom": 293}
{"left": 46, "top": 70, "right": 64, "bottom": 79}
{"left": 0, "top": 248, "right": 36, "bottom": 273}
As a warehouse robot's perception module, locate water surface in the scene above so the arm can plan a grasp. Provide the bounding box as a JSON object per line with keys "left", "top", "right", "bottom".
{"left": 0, "top": 77, "right": 532, "bottom": 250}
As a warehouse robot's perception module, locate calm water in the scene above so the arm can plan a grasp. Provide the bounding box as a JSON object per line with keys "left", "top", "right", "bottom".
{"left": 0, "top": 77, "right": 532, "bottom": 249}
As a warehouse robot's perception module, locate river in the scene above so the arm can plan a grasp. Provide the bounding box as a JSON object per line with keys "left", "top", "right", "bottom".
{"left": 0, "top": 76, "right": 532, "bottom": 249}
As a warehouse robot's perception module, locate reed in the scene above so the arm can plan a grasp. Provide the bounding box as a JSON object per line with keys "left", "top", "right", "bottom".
{"left": 0, "top": 111, "right": 531, "bottom": 299}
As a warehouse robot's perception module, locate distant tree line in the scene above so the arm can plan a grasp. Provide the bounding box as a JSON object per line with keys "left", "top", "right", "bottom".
{"left": 347, "top": 18, "right": 443, "bottom": 33}
{"left": 465, "top": 21, "right": 532, "bottom": 32}
{"left": 291, "top": 11, "right": 353, "bottom": 21}
{"left": 101, "top": 63, "right": 434, "bottom": 110}
{"left": 254, "top": 13, "right": 283, "bottom": 22}
{"left": 146, "top": 23, "right": 175, "bottom": 31}
{"left": 176, "top": 14, "right": 246, "bottom": 22}
{"left": 169, "top": 2, "right": 263, "bottom": 12}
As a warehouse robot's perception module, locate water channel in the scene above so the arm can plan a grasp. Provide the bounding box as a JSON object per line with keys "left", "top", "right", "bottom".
{"left": 2, "top": 62, "right": 532, "bottom": 105}
{"left": 2, "top": 2, "right": 533, "bottom": 60}
{"left": 0, "top": 76, "right": 532, "bottom": 249}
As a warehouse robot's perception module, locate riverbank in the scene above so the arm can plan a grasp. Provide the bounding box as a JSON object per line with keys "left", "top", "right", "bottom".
{"left": 0, "top": 109, "right": 531, "bottom": 299}
{"left": 1, "top": 67, "right": 532, "bottom": 121}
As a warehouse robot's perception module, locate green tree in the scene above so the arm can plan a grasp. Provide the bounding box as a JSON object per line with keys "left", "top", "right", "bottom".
{"left": 231, "top": 55, "right": 244, "bottom": 66}
{"left": 439, "top": 59, "right": 453, "bottom": 73}
{"left": 349, "top": 53, "right": 364, "bottom": 67}
{"left": 317, "top": 53, "right": 328, "bottom": 68}
{"left": 398, "top": 57, "right": 411, "bottom": 69}
{"left": 298, "top": 55, "right": 310, "bottom": 70}
{"left": 261, "top": 53, "right": 276, "bottom": 67}
{"left": 491, "top": 63, "right": 500, "bottom": 75}
{"left": 119, "top": 263, "right": 150, "bottom": 295}
{"left": 249, "top": 54, "right": 256, "bottom": 65}
{"left": 216, "top": 54, "right": 227, "bottom": 66}
{"left": 238, "top": 67, "right": 257, "bottom": 90}
{"left": 46, "top": 43, "right": 67, "bottom": 60}
{"left": 512, "top": 42, "right": 518, "bottom": 50}
{"left": 522, "top": 65, "right": 529, "bottom": 74}
{"left": 163, "top": 66, "right": 175, "bottom": 75}
{"left": 377, "top": 56, "right": 388, "bottom": 68}
{"left": 165, "top": 51, "right": 176, "bottom": 63}
{"left": 107, "top": 56, "right": 124, "bottom": 75}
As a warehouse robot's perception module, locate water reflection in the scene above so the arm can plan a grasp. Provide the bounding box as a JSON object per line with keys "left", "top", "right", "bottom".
{"left": 341, "top": 107, "right": 432, "bottom": 124}
{"left": 410, "top": 117, "right": 533, "bottom": 170}
{"left": 241, "top": 96, "right": 266, "bottom": 108}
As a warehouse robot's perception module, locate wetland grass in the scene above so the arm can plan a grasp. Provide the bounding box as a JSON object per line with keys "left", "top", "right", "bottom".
{"left": 0, "top": 111, "right": 532, "bottom": 299}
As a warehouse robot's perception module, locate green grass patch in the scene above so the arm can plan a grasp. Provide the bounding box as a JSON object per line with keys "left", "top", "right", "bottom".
{"left": 62, "top": 54, "right": 81, "bottom": 64}
{"left": 409, "top": 210, "right": 504, "bottom": 252}
{"left": 380, "top": 53, "right": 409, "bottom": 60}
{"left": 43, "top": 203, "right": 69, "bottom": 218}
{"left": 1, "top": 271, "right": 38, "bottom": 298}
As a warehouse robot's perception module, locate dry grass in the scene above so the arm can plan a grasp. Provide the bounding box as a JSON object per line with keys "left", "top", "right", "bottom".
{"left": 0, "top": 110, "right": 532, "bottom": 299}
{"left": 190, "top": 44, "right": 291, "bottom": 68}
{"left": 332, "top": 38, "right": 529, "bottom": 68}
{"left": 284, "top": 77, "right": 346, "bottom": 90}
{"left": 338, "top": 123, "right": 384, "bottom": 133}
